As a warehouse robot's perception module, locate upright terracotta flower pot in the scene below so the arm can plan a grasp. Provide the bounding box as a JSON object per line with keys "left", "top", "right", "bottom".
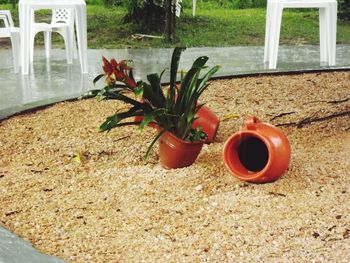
{"left": 193, "top": 105, "right": 220, "bottom": 144}
{"left": 159, "top": 131, "right": 204, "bottom": 169}
{"left": 223, "top": 116, "right": 291, "bottom": 183}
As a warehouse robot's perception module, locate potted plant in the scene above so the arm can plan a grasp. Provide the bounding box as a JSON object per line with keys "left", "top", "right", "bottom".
{"left": 85, "top": 47, "right": 220, "bottom": 169}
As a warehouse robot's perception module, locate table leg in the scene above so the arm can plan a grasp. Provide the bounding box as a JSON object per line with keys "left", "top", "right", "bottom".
{"left": 75, "top": 4, "right": 88, "bottom": 74}
{"left": 19, "top": 4, "right": 30, "bottom": 75}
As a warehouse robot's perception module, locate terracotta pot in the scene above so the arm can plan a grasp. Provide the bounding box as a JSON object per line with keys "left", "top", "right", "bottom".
{"left": 223, "top": 116, "right": 291, "bottom": 183}
{"left": 159, "top": 131, "right": 204, "bottom": 169}
{"left": 193, "top": 105, "right": 220, "bottom": 144}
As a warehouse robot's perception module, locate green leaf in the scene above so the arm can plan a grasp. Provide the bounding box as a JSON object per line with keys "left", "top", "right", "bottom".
{"left": 103, "top": 92, "right": 146, "bottom": 108}
{"left": 169, "top": 47, "right": 186, "bottom": 106}
{"left": 147, "top": 73, "right": 166, "bottom": 106}
{"left": 139, "top": 114, "right": 156, "bottom": 130}
{"left": 134, "top": 84, "right": 143, "bottom": 97}
{"left": 175, "top": 56, "right": 208, "bottom": 108}
{"left": 142, "top": 82, "right": 164, "bottom": 108}
{"left": 159, "top": 68, "right": 166, "bottom": 82}
{"left": 99, "top": 104, "right": 145, "bottom": 132}
{"left": 79, "top": 89, "right": 103, "bottom": 99}
{"left": 188, "top": 127, "right": 208, "bottom": 142}
{"left": 170, "top": 47, "right": 185, "bottom": 89}
{"left": 99, "top": 114, "right": 121, "bottom": 132}
{"left": 93, "top": 74, "right": 104, "bottom": 85}
{"left": 144, "top": 129, "right": 166, "bottom": 161}
{"left": 196, "top": 65, "right": 221, "bottom": 95}
{"left": 192, "top": 56, "right": 209, "bottom": 69}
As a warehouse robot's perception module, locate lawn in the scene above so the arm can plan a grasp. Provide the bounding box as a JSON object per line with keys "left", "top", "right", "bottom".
{"left": 1, "top": 3, "right": 350, "bottom": 49}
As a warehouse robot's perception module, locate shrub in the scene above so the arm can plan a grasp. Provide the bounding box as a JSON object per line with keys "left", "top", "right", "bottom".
{"left": 122, "top": 0, "right": 165, "bottom": 30}
{"left": 339, "top": 0, "right": 350, "bottom": 20}
{"left": 251, "top": 0, "right": 266, "bottom": 8}
{"left": 235, "top": 0, "right": 253, "bottom": 9}
{"left": 86, "top": 0, "right": 106, "bottom": 5}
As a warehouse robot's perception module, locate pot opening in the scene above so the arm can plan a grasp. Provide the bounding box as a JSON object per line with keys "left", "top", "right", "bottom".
{"left": 237, "top": 136, "right": 269, "bottom": 173}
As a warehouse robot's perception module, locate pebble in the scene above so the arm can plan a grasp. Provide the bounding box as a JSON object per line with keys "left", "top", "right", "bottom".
{"left": 195, "top": 184, "right": 203, "bottom": 191}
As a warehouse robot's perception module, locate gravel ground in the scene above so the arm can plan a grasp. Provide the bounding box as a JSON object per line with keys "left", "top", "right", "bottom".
{"left": 0, "top": 71, "right": 349, "bottom": 262}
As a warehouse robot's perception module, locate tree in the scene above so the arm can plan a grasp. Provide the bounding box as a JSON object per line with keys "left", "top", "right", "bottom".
{"left": 118, "top": 0, "right": 177, "bottom": 42}
{"left": 339, "top": 0, "right": 350, "bottom": 20}
{"left": 122, "top": 0, "right": 165, "bottom": 26}
{"left": 164, "top": 0, "right": 176, "bottom": 42}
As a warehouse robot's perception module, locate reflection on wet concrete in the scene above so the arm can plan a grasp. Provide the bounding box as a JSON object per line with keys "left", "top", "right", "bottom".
{"left": 0, "top": 45, "right": 350, "bottom": 119}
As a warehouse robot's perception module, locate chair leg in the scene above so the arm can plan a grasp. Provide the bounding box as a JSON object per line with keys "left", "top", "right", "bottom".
{"left": 319, "top": 7, "right": 327, "bottom": 63}
{"left": 264, "top": 1, "right": 273, "bottom": 63}
{"left": 59, "top": 28, "right": 73, "bottom": 64}
{"left": 193, "top": 0, "right": 196, "bottom": 16}
{"left": 72, "top": 30, "right": 78, "bottom": 59}
{"left": 44, "top": 31, "right": 52, "bottom": 59}
{"left": 30, "top": 31, "right": 35, "bottom": 63}
{"left": 75, "top": 5, "right": 88, "bottom": 74}
{"left": 10, "top": 32, "right": 20, "bottom": 73}
{"left": 269, "top": 3, "right": 283, "bottom": 69}
{"left": 328, "top": 2, "right": 337, "bottom": 66}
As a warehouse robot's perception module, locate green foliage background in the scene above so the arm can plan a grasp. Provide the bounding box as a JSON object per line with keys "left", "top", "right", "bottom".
{"left": 0, "top": 0, "right": 349, "bottom": 49}
{"left": 0, "top": 0, "right": 349, "bottom": 18}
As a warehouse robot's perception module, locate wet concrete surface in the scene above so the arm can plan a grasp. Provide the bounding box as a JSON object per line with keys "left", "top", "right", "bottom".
{"left": 1, "top": 46, "right": 350, "bottom": 119}
{"left": 0, "top": 227, "right": 65, "bottom": 263}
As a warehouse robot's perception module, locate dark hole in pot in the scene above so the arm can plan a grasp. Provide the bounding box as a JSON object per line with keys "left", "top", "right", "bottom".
{"left": 238, "top": 136, "right": 269, "bottom": 172}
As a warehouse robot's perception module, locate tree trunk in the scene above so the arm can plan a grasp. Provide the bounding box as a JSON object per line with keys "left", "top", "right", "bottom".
{"left": 172, "top": 1, "right": 176, "bottom": 40}
{"left": 165, "top": 0, "right": 175, "bottom": 42}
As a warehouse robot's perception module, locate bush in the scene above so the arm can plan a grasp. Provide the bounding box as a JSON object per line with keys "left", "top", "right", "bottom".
{"left": 0, "top": 0, "right": 16, "bottom": 6}
{"left": 102, "top": 0, "right": 122, "bottom": 6}
{"left": 176, "top": 0, "right": 267, "bottom": 9}
{"left": 251, "top": 0, "right": 266, "bottom": 8}
{"left": 103, "top": 0, "right": 164, "bottom": 8}
{"left": 122, "top": 0, "right": 165, "bottom": 32}
{"left": 86, "top": 0, "right": 105, "bottom": 5}
{"left": 234, "top": 0, "right": 253, "bottom": 9}
{"left": 339, "top": 0, "right": 350, "bottom": 20}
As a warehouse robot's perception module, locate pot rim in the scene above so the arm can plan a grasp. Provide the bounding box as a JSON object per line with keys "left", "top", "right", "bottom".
{"left": 162, "top": 130, "right": 205, "bottom": 146}
{"left": 223, "top": 130, "right": 274, "bottom": 181}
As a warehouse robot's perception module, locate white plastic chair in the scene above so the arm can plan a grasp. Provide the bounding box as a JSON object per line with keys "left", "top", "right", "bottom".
{"left": 193, "top": 0, "right": 197, "bottom": 16}
{"left": 0, "top": 10, "right": 20, "bottom": 73}
{"left": 264, "top": 0, "right": 337, "bottom": 69}
{"left": 30, "top": 8, "right": 77, "bottom": 64}
{"left": 175, "top": 0, "right": 197, "bottom": 17}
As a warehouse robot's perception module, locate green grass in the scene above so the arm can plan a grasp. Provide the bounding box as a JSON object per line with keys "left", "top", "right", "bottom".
{"left": 1, "top": 4, "right": 349, "bottom": 49}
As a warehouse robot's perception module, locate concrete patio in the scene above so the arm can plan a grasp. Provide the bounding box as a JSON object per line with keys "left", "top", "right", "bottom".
{"left": 1, "top": 45, "right": 350, "bottom": 120}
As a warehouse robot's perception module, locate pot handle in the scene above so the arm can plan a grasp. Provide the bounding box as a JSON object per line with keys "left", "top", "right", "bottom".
{"left": 246, "top": 116, "right": 261, "bottom": 130}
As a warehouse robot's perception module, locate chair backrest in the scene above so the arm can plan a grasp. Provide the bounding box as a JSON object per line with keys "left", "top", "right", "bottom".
{"left": 0, "top": 10, "right": 15, "bottom": 38}
{"left": 0, "top": 10, "right": 15, "bottom": 28}
{"left": 174, "top": 0, "right": 197, "bottom": 17}
{"left": 51, "top": 9, "right": 74, "bottom": 25}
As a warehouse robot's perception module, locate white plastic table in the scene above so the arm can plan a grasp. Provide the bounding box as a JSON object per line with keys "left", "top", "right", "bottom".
{"left": 19, "top": 0, "right": 88, "bottom": 75}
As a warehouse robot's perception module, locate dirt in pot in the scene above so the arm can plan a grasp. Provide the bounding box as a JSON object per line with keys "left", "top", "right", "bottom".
{"left": 238, "top": 136, "right": 269, "bottom": 172}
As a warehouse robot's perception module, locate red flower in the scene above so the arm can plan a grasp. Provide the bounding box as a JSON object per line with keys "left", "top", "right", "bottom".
{"left": 101, "top": 57, "right": 137, "bottom": 88}
{"left": 102, "top": 56, "right": 113, "bottom": 75}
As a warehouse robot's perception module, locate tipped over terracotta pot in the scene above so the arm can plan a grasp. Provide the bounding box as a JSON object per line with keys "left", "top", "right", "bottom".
{"left": 223, "top": 116, "right": 291, "bottom": 183}
{"left": 193, "top": 105, "right": 220, "bottom": 144}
